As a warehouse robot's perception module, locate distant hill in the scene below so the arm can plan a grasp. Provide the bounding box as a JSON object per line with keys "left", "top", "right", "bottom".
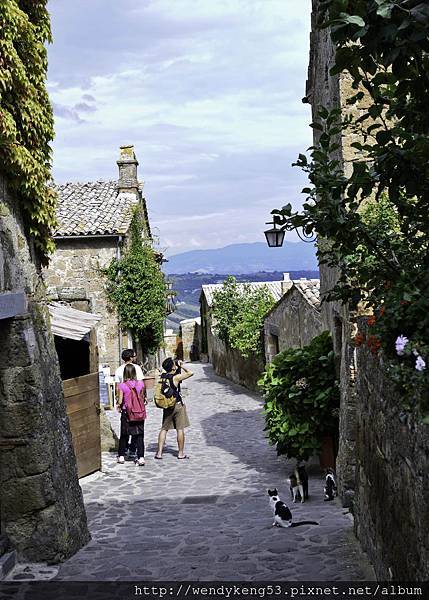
{"left": 163, "top": 242, "right": 317, "bottom": 275}
{"left": 165, "top": 270, "right": 320, "bottom": 331}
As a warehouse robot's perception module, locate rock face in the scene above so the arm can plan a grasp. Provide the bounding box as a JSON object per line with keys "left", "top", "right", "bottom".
{"left": 0, "top": 176, "right": 90, "bottom": 562}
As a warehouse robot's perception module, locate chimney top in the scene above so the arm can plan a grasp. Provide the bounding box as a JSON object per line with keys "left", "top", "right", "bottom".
{"left": 119, "top": 144, "right": 137, "bottom": 160}
{"left": 283, "top": 273, "right": 290, "bottom": 281}
{"left": 117, "top": 145, "right": 139, "bottom": 192}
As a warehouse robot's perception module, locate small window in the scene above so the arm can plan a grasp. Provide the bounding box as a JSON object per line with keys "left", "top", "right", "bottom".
{"left": 268, "top": 333, "right": 280, "bottom": 360}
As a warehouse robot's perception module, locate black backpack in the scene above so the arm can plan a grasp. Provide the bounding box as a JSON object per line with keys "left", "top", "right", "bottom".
{"left": 154, "top": 373, "right": 179, "bottom": 409}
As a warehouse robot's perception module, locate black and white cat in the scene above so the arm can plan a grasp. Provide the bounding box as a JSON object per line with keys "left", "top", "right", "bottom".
{"left": 268, "top": 489, "right": 318, "bottom": 528}
{"left": 288, "top": 463, "right": 309, "bottom": 503}
{"left": 324, "top": 468, "right": 337, "bottom": 501}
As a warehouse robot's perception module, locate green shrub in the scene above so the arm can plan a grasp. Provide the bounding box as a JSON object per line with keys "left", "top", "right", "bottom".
{"left": 259, "top": 331, "right": 339, "bottom": 460}
{"left": 212, "top": 276, "right": 275, "bottom": 358}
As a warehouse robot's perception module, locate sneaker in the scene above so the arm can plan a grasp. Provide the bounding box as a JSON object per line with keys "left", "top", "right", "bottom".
{"left": 117, "top": 456, "right": 125, "bottom": 464}
{"left": 136, "top": 457, "right": 145, "bottom": 466}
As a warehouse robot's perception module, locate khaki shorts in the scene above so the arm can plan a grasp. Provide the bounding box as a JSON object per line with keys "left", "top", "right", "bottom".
{"left": 161, "top": 403, "right": 190, "bottom": 431}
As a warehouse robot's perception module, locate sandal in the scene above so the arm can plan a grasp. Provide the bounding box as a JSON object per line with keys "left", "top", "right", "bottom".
{"left": 154, "top": 455, "right": 163, "bottom": 460}
{"left": 177, "top": 455, "right": 189, "bottom": 460}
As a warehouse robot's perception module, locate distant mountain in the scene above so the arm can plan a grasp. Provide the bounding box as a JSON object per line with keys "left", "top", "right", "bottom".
{"left": 164, "top": 242, "right": 318, "bottom": 275}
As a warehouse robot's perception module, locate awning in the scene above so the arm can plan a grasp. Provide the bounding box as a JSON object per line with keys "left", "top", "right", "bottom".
{"left": 48, "top": 302, "right": 102, "bottom": 341}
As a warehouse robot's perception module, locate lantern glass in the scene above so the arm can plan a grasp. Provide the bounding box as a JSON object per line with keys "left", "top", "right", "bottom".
{"left": 264, "top": 227, "right": 285, "bottom": 248}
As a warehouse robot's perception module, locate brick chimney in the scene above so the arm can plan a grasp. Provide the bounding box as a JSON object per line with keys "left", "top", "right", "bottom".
{"left": 281, "top": 272, "right": 292, "bottom": 295}
{"left": 117, "top": 145, "right": 139, "bottom": 193}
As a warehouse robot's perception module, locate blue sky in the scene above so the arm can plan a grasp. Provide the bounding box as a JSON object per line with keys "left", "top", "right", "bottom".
{"left": 47, "top": 0, "right": 312, "bottom": 256}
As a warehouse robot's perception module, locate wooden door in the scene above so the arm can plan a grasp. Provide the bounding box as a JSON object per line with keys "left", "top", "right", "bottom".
{"left": 64, "top": 372, "right": 101, "bottom": 478}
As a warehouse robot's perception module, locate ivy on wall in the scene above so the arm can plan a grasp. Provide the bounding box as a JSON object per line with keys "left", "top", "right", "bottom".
{"left": 105, "top": 207, "right": 167, "bottom": 355}
{"left": 0, "top": 0, "right": 56, "bottom": 261}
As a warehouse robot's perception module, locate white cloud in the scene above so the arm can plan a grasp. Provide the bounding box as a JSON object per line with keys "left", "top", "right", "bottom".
{"left": 48, "top": 0, "right": 312, "bottom": 254}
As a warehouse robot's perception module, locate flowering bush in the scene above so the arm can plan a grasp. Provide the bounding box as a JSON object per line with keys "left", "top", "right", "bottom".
{"left": 259, "top": 331, "right": 339, "bottom": 460}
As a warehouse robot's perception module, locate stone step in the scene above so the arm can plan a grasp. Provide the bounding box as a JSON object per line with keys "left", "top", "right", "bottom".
{"left": 0, "top": 550, "right": 17, "bottom": 581}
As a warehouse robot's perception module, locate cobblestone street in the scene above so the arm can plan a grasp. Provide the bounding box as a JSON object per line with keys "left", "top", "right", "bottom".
{"left": 7, "top": 363, "right": 375, "bottom": 582}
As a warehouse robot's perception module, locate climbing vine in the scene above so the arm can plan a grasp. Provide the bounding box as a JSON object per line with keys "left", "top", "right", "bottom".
{"left": 271, "top": 1, "right": 429, "bottom": 419}
{"left": 0, "top": 0, "right": 57, "bottom": 261}
{"left": 105, "top": 207, "right": 167, "bottom": 354}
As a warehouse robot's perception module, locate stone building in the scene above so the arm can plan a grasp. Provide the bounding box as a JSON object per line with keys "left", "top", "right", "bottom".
{"left": 44, "top": 145, "right": 152, "bottom": 373}
{"left": 200, "top": 280, "right": 284, "bottom": 390}
{"left": 179, "top": 317, "right": 201, "bottom": 362}
{"left": 0, "top": 174, "right": 90, "bottom": 565}
{"left": 306, "top": 0, "right": 428, "bottom": 580}
{"left": 263, "top": 276, "right": 322, "bottom": 363}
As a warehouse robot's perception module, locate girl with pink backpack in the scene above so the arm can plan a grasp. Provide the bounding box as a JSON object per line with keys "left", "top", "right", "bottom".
{"left": 116, "top": 364, "right": 147, "bottom": 466}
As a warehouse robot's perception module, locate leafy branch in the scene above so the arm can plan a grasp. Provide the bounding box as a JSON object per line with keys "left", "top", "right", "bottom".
{"left": 271, "top": 0, "right": 429, "bottom": 417}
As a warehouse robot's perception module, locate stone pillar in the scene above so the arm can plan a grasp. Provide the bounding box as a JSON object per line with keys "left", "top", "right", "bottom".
{"left": 0, "top": 177, "right": 90, "bottom": 562}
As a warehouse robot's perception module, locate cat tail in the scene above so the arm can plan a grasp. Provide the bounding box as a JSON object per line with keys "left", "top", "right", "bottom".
{"left": 290, "top": 521, "right": 319, "bottom": 527}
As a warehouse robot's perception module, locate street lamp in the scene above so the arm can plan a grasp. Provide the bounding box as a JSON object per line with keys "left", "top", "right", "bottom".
{"left": 264, "top": 222, "right": 286, "bottom": 248}
{"left": 264, "top": 213, "right": 317, "bottom": 248}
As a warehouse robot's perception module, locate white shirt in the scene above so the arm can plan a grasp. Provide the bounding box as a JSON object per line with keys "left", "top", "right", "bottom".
{"left": 114, "top": 362, "right": 144, "bottom": 383}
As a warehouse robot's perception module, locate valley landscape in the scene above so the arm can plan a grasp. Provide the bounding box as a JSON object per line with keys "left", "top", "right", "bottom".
{"left": 163, "top": 241, "right": 319, "bottom": 330}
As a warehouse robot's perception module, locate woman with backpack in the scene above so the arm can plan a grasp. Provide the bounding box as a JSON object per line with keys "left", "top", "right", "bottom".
{"left": 116, "top": 364, "right": 147, "bottom": 466}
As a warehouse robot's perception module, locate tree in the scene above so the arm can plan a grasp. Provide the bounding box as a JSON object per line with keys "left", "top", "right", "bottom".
{"left": 212, "top": 276, "right": 275, "bottom": 357}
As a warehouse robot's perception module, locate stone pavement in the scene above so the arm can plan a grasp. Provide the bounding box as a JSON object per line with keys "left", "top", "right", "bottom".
{"left": 7, "top": 363, "right": 375, "bottom": 581}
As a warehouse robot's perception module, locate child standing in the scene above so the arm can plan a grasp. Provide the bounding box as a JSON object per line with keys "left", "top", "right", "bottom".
{"left": 117, "top": 364, "right": 147, "bottom": 466}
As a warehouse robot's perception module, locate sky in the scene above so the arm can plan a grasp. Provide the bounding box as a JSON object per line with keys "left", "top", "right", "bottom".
{"left": 47, "top": 0, "right": 312, "bottom": 256}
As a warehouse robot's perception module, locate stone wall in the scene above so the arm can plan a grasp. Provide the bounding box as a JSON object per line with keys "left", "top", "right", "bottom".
{"left": 179, "top": 318, "right": 201, "bottom": 362}
{"left": 307, "top": 0, "right": 359, "bottom": 506}
{"left": 0, "top": 176, "right": 90, "bottom": 562}
{"left": 308, "top": 0, "right": 429, "bottom": 579}
{"left": 163, "top": 329, "right": 180, "bottom": 359}
{"left": 44, "top": 238, "right": 121, "bottom": 371}
{"left": 354, "top": 320, "right": 429, "bottom": 581}
{"left": 207, "top": 327, "right": 264, "bottom": 392}
{"left": 264, "top": 287, "right": 323, "bottom": 363}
